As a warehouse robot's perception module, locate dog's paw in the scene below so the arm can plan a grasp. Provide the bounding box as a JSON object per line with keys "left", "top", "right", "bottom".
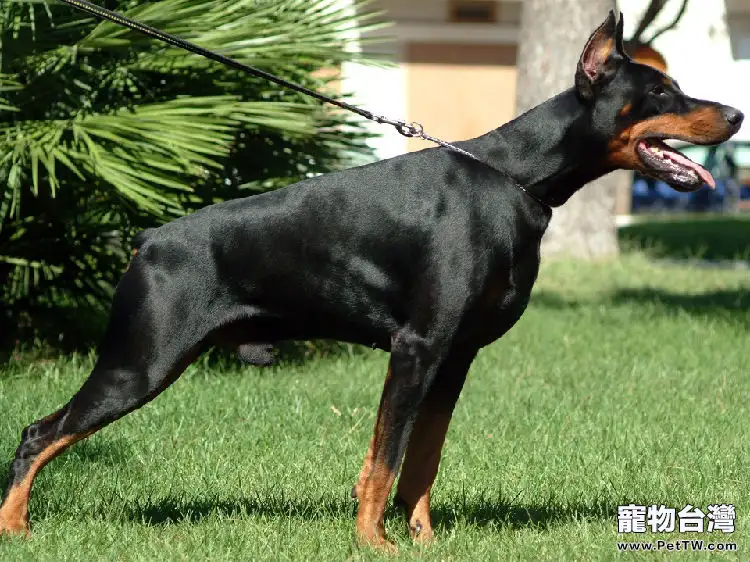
{"left": 356, "top": 532, "right": 398, "bottom": 555}
{"left": 0, "top": 517, "right": 30, "bottom": 538}
{"left": 409, "top": 519, "right": 434, "bottom": 544}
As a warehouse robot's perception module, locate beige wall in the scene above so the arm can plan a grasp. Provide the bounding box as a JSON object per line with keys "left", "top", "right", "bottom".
{"left": 380, "top": 0, "right": 452, "bottom": 23}
{"left": 348, "top": 0, "right": 521, "bottom": 156}
{"left": 376, "top": 0, "right": 521, "bottom": 24}
{"left": 404, "top": 43, "right": 518, "bottom": 152}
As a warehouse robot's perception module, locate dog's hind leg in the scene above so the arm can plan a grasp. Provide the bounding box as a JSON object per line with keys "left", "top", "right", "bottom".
{"left": 394, "top": 349, "right": 475, "bottom": 543}
{"left": 0, "top": 258, "right": 207, "bottom": 535}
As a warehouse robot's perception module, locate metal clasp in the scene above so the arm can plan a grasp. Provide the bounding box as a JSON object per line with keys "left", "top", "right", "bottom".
{"left": 396, "top": 121, "right": 424, "bottom": 138}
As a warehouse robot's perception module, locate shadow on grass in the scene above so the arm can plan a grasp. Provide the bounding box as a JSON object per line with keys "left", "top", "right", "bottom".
{"left": 2, "top": 338, "right": 372, "bottom": 374}
{"left": 125, "top": 494, "right": 357, "bottom": 525}
{"left": 613, "top": 288, "right": 749, "bottom": 326}
{"left": 430, "top": 498, "right": 615, "bottom": 531}
{"left": 618, "top": 216, "right": 750, "bottom": 261}
{"left": 124, "top": 493, "right": 613, "bottom": 531}
{"left": 532, "top": 287, "right": 749, "bottom": 329}
{"left": 0, "top": 437, "right": 132, "bottom": 497}
{"left": 64, "top": 436, "right": 133, "bottom": 466}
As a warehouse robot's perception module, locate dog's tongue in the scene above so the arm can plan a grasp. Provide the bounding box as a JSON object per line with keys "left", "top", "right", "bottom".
{"left": 667, "top": 149, "right": 716, "bottom": 189}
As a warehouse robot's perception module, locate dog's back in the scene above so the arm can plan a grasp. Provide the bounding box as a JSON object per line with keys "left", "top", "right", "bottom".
{"left": 129, "top": 147, "right": 538, "bottom": 349}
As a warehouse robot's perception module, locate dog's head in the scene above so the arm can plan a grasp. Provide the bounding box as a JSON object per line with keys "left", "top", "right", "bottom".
{"left": 576, "top": 11, "right": 743, "bottom": 192}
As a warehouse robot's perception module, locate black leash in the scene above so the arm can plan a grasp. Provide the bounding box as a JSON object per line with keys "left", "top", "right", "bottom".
{"left": 56, "top": 0, "right": 552, "bottom": 209}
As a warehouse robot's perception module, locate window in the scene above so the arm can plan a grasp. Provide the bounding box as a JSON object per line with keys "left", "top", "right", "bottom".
{"left": 449, "top": 1, "right": 497, "bottom": 24}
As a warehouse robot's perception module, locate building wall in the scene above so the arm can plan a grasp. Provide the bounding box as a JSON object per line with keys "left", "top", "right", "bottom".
{"left": 405, "top": 43, "right": 517, "bottom": 152}
{"left": 342, "top": 0, "right": 521, "bottom": 157}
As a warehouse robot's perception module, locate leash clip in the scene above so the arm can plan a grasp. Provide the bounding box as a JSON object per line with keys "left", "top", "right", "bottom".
{"left": 396, "top": 122, "right": 424, "bottom": 138}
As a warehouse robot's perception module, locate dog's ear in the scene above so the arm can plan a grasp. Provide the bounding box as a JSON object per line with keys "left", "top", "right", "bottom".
{"left": 575, "top": 10, "right": 625, "bottom": 101}
{"left": 615, "top": 12, "right": 626, "bottom": 56}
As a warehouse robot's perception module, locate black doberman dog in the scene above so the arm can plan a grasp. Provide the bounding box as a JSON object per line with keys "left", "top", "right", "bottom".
{"left": 0, "top": 11, "right": 743, "bottom": 550}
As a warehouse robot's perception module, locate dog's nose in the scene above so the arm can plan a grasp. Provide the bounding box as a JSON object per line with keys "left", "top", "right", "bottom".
{"left": 722, "top": 107, "right": 744, "bottom": 127}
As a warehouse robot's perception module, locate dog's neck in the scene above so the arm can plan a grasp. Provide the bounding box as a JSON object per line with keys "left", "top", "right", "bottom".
{"left": 461, "top": 88, "right": 613, "bottom": 207}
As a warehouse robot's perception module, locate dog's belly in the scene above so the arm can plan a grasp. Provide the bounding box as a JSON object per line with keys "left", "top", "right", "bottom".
{"left": 245, "top": 310, "right": 394, "bottom": 350}
{"left": 210, "top": 296, "right": 397, "bottom": 353}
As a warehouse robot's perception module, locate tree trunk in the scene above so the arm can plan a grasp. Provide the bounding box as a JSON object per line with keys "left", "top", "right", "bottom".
{"left": 515, "top": 0, "right": 621, "bottom": 259}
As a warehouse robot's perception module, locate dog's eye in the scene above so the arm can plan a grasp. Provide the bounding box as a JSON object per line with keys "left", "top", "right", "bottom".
{"left": 649, "top": 85, "right": 668, "bottom": 98}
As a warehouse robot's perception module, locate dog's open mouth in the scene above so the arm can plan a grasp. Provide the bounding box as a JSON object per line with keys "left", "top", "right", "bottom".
{"left": 636, "top": 138, "right": 714, "bottom": 192}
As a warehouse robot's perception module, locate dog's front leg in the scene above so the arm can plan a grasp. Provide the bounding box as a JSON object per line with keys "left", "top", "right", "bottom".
{"left": 394, "top": 348, "right": 476, "bottom": 543}
{"left": 355, "top": 330, "right": 446, "bottom": 552}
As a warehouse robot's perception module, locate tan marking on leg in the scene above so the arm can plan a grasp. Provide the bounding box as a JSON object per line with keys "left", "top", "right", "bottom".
{"left": 353, "top": 437, "right": 374, "bottom": 499}
{"left": 354, "top": 366, "right": 398, "bottom": 552}
{"left": 395, "top": 352, "right": 473, "bottom": 545}
{"left": 353, "top": 366, "right": 392, "bottom": 500}
{"left": 396, "top": 409, "right": 453, "bottom": 544}
{"left": 0, "top": 432, "right": 89, "bottom": 536}
{"left": 356, "top": 460, "right": 398, "bottom": 553}
{"left": 0, "top": 484, "right": 30, "bottom": 536}
{"left": 407, "top": 494, "right": 432, "bottom": 542}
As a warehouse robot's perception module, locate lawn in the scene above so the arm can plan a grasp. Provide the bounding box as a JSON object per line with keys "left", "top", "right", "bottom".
{"left": 1, "top": 254, "right": 749, "bottom": 560}
{"left": 618, "top": 214, "right": 750, "bottom": 261}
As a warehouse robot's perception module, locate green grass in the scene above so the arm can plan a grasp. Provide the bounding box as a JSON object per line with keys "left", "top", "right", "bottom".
{"left": 618, "top": 214, "right": 750, "bottom": 261}
{"left": 1, "top": 254, "right": 749, "bottom": 560}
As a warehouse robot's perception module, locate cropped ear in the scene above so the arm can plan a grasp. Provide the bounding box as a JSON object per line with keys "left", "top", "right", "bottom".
{"left": 575, "top": 11, "right": 625, "bottom": 101}
{"left": 615, "top": 12, "right": 626, "bottom": 56}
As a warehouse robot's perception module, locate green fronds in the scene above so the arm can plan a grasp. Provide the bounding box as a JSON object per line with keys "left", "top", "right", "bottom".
{"left": 0, "top": 0, "right": 382, "bottom": 347}
{"left": 0, "top": 73, "right": 21, "bottom": 113}
{"left": 1, "top": 96, "right": 317, "bottom": 215}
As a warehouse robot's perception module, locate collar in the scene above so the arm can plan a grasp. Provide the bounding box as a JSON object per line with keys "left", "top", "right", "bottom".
{"left": 444, "top": 145, "right": 555, "bottom": 210}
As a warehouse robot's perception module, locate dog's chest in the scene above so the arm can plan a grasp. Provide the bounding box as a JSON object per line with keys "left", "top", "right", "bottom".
{"left": 468, "top": 248, "right": 540, "bottom": 346}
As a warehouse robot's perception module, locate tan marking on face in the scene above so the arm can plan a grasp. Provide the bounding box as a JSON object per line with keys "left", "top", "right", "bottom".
{"left": 607, "top": 106, "right": 730, "bottom": 170}
{"left": 619, "top": 103, "right": 632, "bottom": 117}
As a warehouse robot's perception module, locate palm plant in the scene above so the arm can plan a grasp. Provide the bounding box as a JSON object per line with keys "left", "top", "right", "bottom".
{"left": 0, "top": 0, "right": 383, "bottom": 349}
